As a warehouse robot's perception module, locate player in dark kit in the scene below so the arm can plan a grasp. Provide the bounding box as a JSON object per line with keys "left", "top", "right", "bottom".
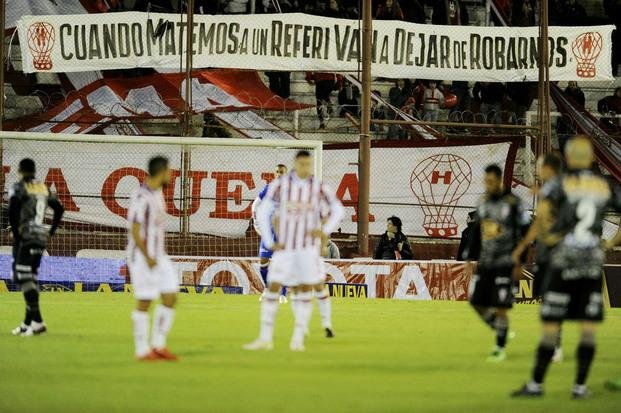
{"left": 512, "top": 136, "right": 621, "bottom": 399}
{"left": 512, "top": 154, "right": 564, "bottom": 362}
{"left": 465, "top": 164, "right": 530, "bottom": 362}
{"left": 9, "top": 159, "right": 64, "bottom": 336}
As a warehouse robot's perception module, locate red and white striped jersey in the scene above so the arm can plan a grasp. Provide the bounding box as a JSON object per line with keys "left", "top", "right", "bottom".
{"left": 127, "top": 185, "right": 167, "bottom": 260}
{"left": 256, "top": 172, "right": 344, "bottom": 252}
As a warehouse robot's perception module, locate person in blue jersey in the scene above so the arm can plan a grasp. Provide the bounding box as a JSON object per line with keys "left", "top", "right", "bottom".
{"left": 252, "top": 164, "right": 288, "bottom": 303}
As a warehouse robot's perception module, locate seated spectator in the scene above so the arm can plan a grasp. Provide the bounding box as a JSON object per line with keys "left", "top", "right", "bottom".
{"left": 373, "top": 216, "right": 414, "bottom": 260}
{"left": 448, "top": 81, "right": 470, "bottom": 119}
{"left": 598, "top": 87, "right": 621, "bottom": 114}
{"left": 323, "top": 0, "right": 346, "bottom": 17}
{"left": 338, "top": 79, "right": 361, "bottom": 117}
{"left": 457, "top": 211, "right": 478, "bottom": 261}
{"left": 550, "top": 0, "right": 587, "bottom": 26}
{"left": 422, "top": 80, "right": 444, "bottom": 122}
{"left": 255, "top": 0, "right": 294, "bottom": 13}
{"left": 389, "top": 79, "right": 408, "bottom": 109}
{"left": 511, "top": 0, "right": 535, "bottom": 26}
{"left": 375, "top": 0, "right": 404, "bottom": 20}
{"left": 473, "top": 82, "right": 506, "bottom": 124}
{"left": 322, "top": 237, "right": 341, "bottom": 259}
{"left": 597, "top": 87, "right": 621, "bottom": 129}
{"left": 388, "top": 79, "right": 408, "bottom": 138}
{"left": 506, "top": 82, "right": 536, "bottom": 124}
{"left": 223, "top": 0, "right": 251, "bottom": 14}
{"left": 305, "top": 72, "right": 343, "bottom": 129}
{"left": 401, "top": 0, "right": 426, "bottom": 23}
{"left": 371, "top": 90, "right": 388, "bottom": 132}
{"left": 341, "top": 0, "right": 360, "bottom": 18}
{"left": 432, "top": 0, "right": 469, "bottom": 25}
{"left": 556, "top": 82, "right": 585, "bottom": 153}
{"left": 265, "top": 71, "right": 291, "bottom": 99}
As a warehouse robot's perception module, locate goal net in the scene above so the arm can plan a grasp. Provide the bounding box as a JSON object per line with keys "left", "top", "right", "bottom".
{"left": 0, "top": 132, "right": 322, "bottom": 261}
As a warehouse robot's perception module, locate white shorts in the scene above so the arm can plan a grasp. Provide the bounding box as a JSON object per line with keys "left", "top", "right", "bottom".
{"left": 268, "top": 248, "right": 326, "bottom": 287}
{"left": 128, "top": 254, "right": 179, "bottom": 300}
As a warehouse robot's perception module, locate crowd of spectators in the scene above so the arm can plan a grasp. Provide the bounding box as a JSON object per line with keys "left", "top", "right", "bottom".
{"left": 99, "top": 0, "right": 620, "bottom": 136}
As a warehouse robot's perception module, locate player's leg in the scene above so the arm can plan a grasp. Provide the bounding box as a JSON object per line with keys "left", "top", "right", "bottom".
{"left": 11, "top": 243, "right": 30, "bottom": 335}
{"left": 511, "top": 321, "right": 561, "bottom": 397}
{"left": 290, "top": 284, "right": 314, "bottom": 351}
{"left": 150, "top": 257, "right": 180, "bottom": 360}
{"left": 289, "top": 252, "right": 323, "bottom": 350}
{"left": 259, "top": 257, "right": 270, "bottom": 290}
{"left": 471, "top": 305, "right": 496, "bottom": 330}
{"left": 469, "top": 269, "right": 497, "bottom": 331}
{"left": 15, "top": 244, "right": 46, "bottom": 336}
{"left": 512, "top": 268, "right": 566, "bottom": 397}
{"left": 133, "top": 299, "right": 158, "bottom": 360}
{"left": 573, "top": 321, "right": 596, "bottom": 398}
{"left": 488, "top": 308, "right": 509, "bottom": 362}
{"left": 487, "top": 270, "right": 514, "bottom": 361}
{"left": 151, "top": 293, "right": 178, "bottom": 360}
{"left": 313, "top": 283, "right": 334, "bottom": 338}
{"left": 244, "top": 280, "right": 282, "bottom": 350}
{"left": 129, "top": 256, "right": 160, "bottom": 360}
{"left": 538, "top": 262, "right": 563, "bottom": 362}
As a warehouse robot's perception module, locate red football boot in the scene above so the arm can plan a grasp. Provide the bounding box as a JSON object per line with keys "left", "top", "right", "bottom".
{"left": 153, "top": 348, "right": 179, "bottom": 361}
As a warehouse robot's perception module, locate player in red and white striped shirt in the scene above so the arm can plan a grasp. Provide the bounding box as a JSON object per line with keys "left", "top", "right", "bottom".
{"left": 244, "top": 150, "right": 344, "bottom": 351}
{"left": 127, "top": 156, "right": 179, "bottom": 361}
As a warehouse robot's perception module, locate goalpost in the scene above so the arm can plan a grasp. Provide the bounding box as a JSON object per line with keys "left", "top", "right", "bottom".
{"left": 0, "top": 131, "right": 323, "bottom": 260}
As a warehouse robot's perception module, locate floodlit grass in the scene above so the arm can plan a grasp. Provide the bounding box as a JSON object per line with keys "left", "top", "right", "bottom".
{"left": 0, "top": 293, "right": 620, "bottom": 413}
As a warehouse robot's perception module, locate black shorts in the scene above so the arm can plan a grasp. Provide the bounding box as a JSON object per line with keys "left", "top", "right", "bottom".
{"left": 12, "top": 242, "right": 44, "bottom": 283}
{"left": 533, "top": 261, "right": 551, "bottom": 298}
{"left": 468, "top": 266, "right": 514, "bottom": 309}
{"left": 540, "top": 268, "right": 604, "bottom": 322}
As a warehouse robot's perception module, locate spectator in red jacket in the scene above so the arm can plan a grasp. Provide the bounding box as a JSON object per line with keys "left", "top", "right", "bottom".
{"left": 375, "top": 0, "right": 404, "bottom": 20}
{"left": 306, "top": 72, "right": 343, "bottom": 129}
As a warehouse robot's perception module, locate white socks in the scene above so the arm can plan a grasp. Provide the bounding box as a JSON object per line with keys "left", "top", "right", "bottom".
{"left": 132, "top": 310, "right": 150, "bottom": 357}
{"left": 259, "top": 291, "right": 280, "bottom": 342}
{"left": 132, "top": 305, "right": 175, "bottom": 357}
{"left": 315, "top": 288, "right": 332, "bottom": 329}
{"left": 291, "top": 291, "right": 313, "bottom": 345}
{"left": 151, "top": 305, "right": 175, "bottom": 350}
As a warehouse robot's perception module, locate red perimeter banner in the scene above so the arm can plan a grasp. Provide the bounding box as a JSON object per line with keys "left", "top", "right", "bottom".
{"left": 174, "top": 257, "right": 473, "bottom": 300}
{"left": 172, "top": 256, "right": 548, "bottom": 303}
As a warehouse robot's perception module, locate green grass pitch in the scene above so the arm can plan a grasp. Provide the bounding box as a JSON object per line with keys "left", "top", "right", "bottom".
{"left": 0, "top": 293, "right": 620, "bottom": 413}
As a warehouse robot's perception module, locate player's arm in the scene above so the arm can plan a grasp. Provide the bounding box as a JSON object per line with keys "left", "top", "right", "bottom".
{"left": 512, "top": 220, "right": 538, "bottom": 264}
{"left": 538, "top": 199, "right": 563, "bottom": 247}
{"left": 47, "top": 195, "right": 65, "bottom": 236}
{"left": 317, "top": 184, "right": 345, "bottom": 237}
{"left": 131, "top": 222, "right": 157, "bottom": 268}
{"left": 251, "top": 196, "right": 261, "bottom": 236}
{"left": 511, "top": 200, "right": 534, "bottom": 263}
{"left": 8, "top": 190, "right": 21, "bottom": 241}
{"left": 398, "top": 236, "right": 414, "bottom": 260}
{"left": 256, "top": 185, "right": 280, "bottom": 250}
{"left": 331, "top": 242, "right": 341, "bottom": 259}
{"left": 604, "top": 181, "right": 621, "bottom": 250}
{"left": 128, "top": 196, "right": 156, "bottom": 268}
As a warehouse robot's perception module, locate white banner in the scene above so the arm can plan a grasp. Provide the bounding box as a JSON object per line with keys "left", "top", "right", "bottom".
{"left": 17, "top": 12, "right": 614, "bottom": 81}
{"left": 2, "top": 139, "right": 515, "bottom": 239}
